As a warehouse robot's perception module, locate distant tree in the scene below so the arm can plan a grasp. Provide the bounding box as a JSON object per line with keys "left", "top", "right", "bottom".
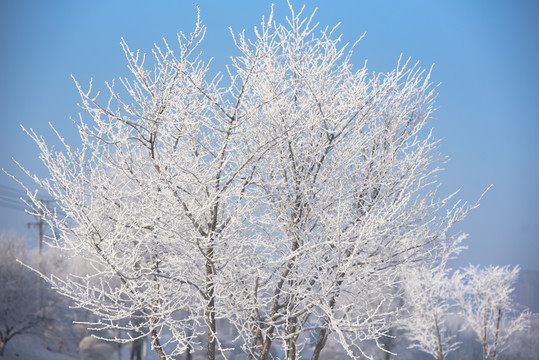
{"left": 504, "top": 314, "right": 539, "bottom": 360}
{"left": 11, "top": 4, "right": 480, "bottom": 360}
{"left": 0, "top": 232, "right": 46, "bottom": 356}
{"left": 454, "top": 265, "right": 530, "bottom": 360}
{"left": 400, "top": 243, "right": 464, "bottom": 360}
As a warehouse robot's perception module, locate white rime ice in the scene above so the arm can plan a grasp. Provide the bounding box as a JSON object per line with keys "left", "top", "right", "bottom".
{"left": 12, "top": 4, "right": 484, "bottom": 360}
{"left": 454, "top": 265, "right": 531, "bottom": 360}
{"left": 400, "top": 243, "right": 464, "bottom": 360}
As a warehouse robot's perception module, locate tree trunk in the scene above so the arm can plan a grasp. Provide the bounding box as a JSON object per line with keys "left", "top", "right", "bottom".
{"left": 284, "top": 290, "right": 298, "bottom": 360}
{"left": 259, "top": 266, "right": 294, "bottom": 360}
{"left": 246, "top": 326, "right": 263, "bottom": 360}
{"left": 206, "top": 247, "right": 216, "bottom": 360}
{"left": 259, "top": 326, "right": 275, "bottom": 360}
{"left": 206, "top": 298, "right": 216, "bottom": 360}
{"left": 311, "top": 328, "right": 328, "bottom": 360}
{"left": 310, "top": 279, "right": 344, "bottom": 360}
{"left": 117, "top": 329, "right": 122, "bottom": 360}
{"left": 491, "top": 308, "right": 503, "bottom": 360}
{"left": 482, "top": 314, "right": 488, "bottom": 360}
{"left": 185, "top": 324, "right": 193, "bottom": 360}
{"left": 434, "top": 316, "right": 444, "bottom": 360}
{"left": 285, "top": 343, "right": 296, "bottom": 360}
{"left": 285, "top": 329, "right": 297, "bottom": 360}
{"left": 150, "top": 329, "right": 167, "bottom": 360}
{"left": 0, "top": 333, "right": 11, "bottom": 358}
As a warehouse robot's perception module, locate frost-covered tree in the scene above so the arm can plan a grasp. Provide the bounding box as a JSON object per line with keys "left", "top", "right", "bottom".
{"left": 454, "top": 265, "right": 530, "bottom": 360}
{"left": 400, "top": 244, "right": 464, "bottom": 360}
{"left": 0, "top": 232, "right": 91, "bottom": 357}
{"left": 0, "top": 233, "right": 46, "bottom": 356}
{"left": 219, "top": 6, "right": 478, "bottom": 359}
{"left": 16, "top": 10, "right": 272, "bottom": 360}
{"left": 10, "top": 4, "right": 481, "bottom": 360}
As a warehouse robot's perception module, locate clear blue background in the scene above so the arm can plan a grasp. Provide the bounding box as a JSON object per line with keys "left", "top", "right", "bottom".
{"left": 1, "top": 0, "right": 538, "bottom": 270}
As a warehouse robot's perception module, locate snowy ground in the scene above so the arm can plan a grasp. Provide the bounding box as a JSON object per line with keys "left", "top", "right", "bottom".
{"left": 2, "top": 334, "right": 77, "bottom": 360}
{"left": 1, "top": 334, "right": 157, "bottom": 360}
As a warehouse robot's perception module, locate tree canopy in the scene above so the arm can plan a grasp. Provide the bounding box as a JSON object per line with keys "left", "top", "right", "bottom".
{"left": 12, "top": 4, "right": 489, "bottom": 360}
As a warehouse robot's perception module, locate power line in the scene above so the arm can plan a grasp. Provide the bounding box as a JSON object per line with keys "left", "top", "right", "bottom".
{"left": 0, "top": 201, "right": 27, "bottom": 211}
{"left": 0, "top": 184, "right": 25, "bottom": 192}
{"left": 0, "top": 184, "right": 27, "bottom": 196}
{"left": 0, "top": 191, "right": 24, "bottom": 202}
{"left": 0, "top": 186, "right": 29, "bottom": 211}
{"left": 0, "top": 194, "right": 24, "bottom": 204}
{"left": 0, "top": 188, "right": 61, "bottom": 248}
{"left": 0, "top": 184, "right": 55, "bottom": 210}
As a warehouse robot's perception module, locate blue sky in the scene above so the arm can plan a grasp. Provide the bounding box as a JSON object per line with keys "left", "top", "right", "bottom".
{"left": 1, "top": 0, "right": 538, "bottom": 270}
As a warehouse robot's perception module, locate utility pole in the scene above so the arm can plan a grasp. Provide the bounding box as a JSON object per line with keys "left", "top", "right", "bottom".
{"left": 27, "top": 199, "right": 54, "bottom": 309}
{"left": 27, "top": 199, "right": 54, "bottom": 255}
